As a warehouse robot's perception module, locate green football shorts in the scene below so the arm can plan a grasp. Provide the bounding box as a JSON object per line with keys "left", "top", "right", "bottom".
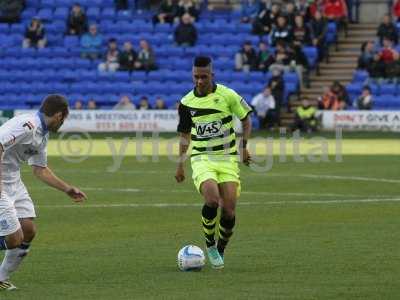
{"left": 191, "top": 155, "right": 241, "bottom": 197}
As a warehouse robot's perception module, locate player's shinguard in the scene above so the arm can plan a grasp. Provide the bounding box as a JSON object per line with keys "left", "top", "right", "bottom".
{"left": 0, "top": 95, "right": 87, "bottom": 290}
{"left": 175, "top": 56, "right": 252, "bottom": 269}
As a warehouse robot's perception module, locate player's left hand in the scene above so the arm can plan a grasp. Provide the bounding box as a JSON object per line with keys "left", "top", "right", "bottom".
{"left": 241, "top": 148, "right": 252, "bottom": 166}
{"left": 66, "top": 186, "right": 87, "bottom": 202}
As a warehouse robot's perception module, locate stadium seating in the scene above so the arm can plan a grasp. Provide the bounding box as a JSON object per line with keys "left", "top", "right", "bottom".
{"left": 0, "top": 0, "right": 332, "bottom": 113}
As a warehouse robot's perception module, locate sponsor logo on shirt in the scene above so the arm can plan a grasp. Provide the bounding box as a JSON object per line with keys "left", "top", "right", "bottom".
{"left": 195, "top": 121, "right": 222, "bottom": 138}
{"left": 24, "top": 148, "right": 39, "bottom": 156}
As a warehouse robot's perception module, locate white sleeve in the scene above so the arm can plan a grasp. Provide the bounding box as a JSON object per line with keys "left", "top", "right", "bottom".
{"left": 0, "top": 117, "right": 34, "bottom": 151}
{"left": 28, "top": 147, "right": 48, "bottom": 168}
{"left": 270, "top": 96, "right": 276, "bottom": 109}
{"left": 251, "top": 94, "right": 260, "bottom": 107}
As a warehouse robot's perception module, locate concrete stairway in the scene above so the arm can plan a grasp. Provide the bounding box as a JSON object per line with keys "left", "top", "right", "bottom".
{"left": 280, "top": 23, "right": 378, "bottom": 127}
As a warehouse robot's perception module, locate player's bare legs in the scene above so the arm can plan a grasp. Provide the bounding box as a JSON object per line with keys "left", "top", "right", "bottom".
{"left": 200, "top": 179, "right": 224, "bottom": 269}
{"left": 0, "top": 218, "right": 36, "bottom": 290}
{"left": 218, "top": 182, "right": 238, "bottom": 257}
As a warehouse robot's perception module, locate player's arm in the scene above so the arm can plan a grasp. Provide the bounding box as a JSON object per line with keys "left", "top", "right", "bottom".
{"left": 228, "top": 89, "right": 253, "bottom": 166}
{"left": 240, "top": 114, "right": 252, "bottom": 166}
{"left": 32, "top": 165, "right": 87, "bottom": 202}
{"left": 175, "top": 103, "right": 192, "bottom": 183}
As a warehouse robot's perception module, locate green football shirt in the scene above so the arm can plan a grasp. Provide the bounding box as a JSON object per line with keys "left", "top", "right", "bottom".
{"left": 177, "top": 83, "right": 252, "bottom": 157}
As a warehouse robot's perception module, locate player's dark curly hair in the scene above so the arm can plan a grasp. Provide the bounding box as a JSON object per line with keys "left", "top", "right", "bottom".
{"left": 193, "top": 56, "right": 212, "bottom": 67}
{"left": 40, "top": 94, "right": 69, "bottom": 118}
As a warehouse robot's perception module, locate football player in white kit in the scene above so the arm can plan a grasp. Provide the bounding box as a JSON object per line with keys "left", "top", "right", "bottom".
{"left": 0, "top": 94, "right": 87, "bottom": 290}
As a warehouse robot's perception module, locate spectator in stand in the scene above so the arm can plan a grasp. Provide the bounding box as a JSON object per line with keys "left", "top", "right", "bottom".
{"left": 268, "top": 68, "right": 284, "bottom": 124}
{"left": 176, "top": 0, "right": 199, "bottom": 23}
{"left": 393, "top": 0, "right": 400, "bottom": 22}
{"left": 377, "top": 14, "right": 398, "bottom": 45}
{"left": 114, "top": 0, "right": 128, "bottom": 10}
{"left": 118, "top": 41, "right": 137, "bottom": 72}
{"left": 174, "top": 13, "right": 197, "bottom": 47}
{"left": 67, "top": 3, "right": 87, "bottom": 36}
{"left": 257, "top": 41, "right": 275, "bottom": 72}
{"left": 283, "top": 2, "right": 297, "bottom": 28}
{"left": 0, "top": 0, "right": 24, "bottom": 23}
{"left": 74, "top": 100, "right": 84, "bottom": 110}
{"left": 357, "top": 41, "right": 375, "bottom": 70}
{"left": 138, "top": 96, "right": 151, "bottom": 110}
{"left": 270, "top": 15, "right": 292, "bottom": 46}
{"left": 235, "top": 41, "right": 258, "bottom": 72}
{"left": 296, "top": 0, "right": 311, "bottom": 23}
{"left": 269, "top": 41, "right": 294, "bottom": 73}
{"left": 135, "top": 39, "right": 157, "bottom": 71}
{"left": 331, "top": 80, "right": 350, "bottom": 108}
{"left": 310, "top": 10, "right": 327, "bottom": 61}
{"left": 80, "top": 23, "right": 103, "bottom": 60}
{"left": 153, "top": 0, "right": 178, "bottom": 24}
{"left": 251, "top": 86, "right": 276, "bottom": 129}
{"left": 241, "top": 0, "right": 260, "bottom": 23}
{"left": 378, "top": 37, "right": 400, "bottom": 81}
{"left": 114, "top": 95, "right": 136, "bottom": 110}
{"left": 308, "top": 0, "right": 324, "bottom": 19}
{"left": 23, "top": 17, "right": 46, "bottom": 48}
{"left": 356, "top": 86, "right": 373, "bottom": 110}
{"left": 87, "top": 99, "right": 97, "bottom": 110}
{"left": 291, "top": 98, "right": 318, "bottom": 132}
{"left": 98, "top": 38, "right": 120, "bottom": 72}
{"left": 252, "top": 3, "right": 280, "bottom": 36}
{"left": 292, "top": 15, "right": 312, "bottom": 46}
{"left": 154, "top": 97, "right": 167, "bottom": 109}
{"left": 318, "top": 86, "right": 343, "bottom": 110}
{"left": 323, "top": 0, "right": 348, "bottom": 33}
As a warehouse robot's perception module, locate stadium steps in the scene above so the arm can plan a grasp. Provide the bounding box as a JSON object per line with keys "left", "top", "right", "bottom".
{"left": 280, "top": 22, "right": 377, "bottom": 128}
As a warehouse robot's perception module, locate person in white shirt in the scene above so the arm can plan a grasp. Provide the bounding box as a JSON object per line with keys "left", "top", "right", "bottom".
{"left": 251, "top": 86, "right": 276, "bottom": 129}
{"left": 0, "top": 94, "right": 87, "bottom": 290}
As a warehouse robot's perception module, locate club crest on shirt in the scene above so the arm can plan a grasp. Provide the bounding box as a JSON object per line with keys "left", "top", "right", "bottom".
{"left": 0, "top": 219, "right": 9, "bottom": 230}
{"left": 214, "top": 98, "right": 220, "bottom": 104}
{"left": 190, "top": 110, "right": 196, "bottom": 116}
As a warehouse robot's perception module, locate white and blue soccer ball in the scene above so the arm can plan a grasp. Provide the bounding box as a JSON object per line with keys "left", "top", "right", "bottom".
{"left": 177, "top": 245, "right": 205, "bottom": 271}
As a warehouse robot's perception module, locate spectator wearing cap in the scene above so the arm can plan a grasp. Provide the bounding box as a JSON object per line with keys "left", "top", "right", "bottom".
{"left": 80, "top": 23, "right": 103, "bottom": 60}
{"left": 67, "top": 3, "right": 88, "bottom": 36}
{"left": 174, "top": 13, "right": 197, "bottom": 47}
{"left": 235, "top": 41, "right": 258, "bottom": 72}
{"left": 23, "top": 17, "right": 46, "bottom": 48}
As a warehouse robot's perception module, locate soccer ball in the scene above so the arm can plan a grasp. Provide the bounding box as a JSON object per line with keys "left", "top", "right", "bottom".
{"left": 177, "top": 245, "right": 205, "bottom": 271}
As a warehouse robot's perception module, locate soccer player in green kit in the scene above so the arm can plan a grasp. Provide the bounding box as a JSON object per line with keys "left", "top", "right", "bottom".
{"left": 175, "top": 56, "right": 252, "bottom": 269}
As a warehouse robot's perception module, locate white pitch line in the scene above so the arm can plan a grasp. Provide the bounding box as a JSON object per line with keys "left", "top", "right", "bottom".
{"left": 300, "top": 174, "right": 400, "bottom": 184}
{"left": 29, "top": 186, "right": 394, "bottom": 198}
{"left": 36, "top": 197, "right": 400, "bottom": 209}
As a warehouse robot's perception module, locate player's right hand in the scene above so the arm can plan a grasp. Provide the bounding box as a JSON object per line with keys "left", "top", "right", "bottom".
{"left": 175, "top": 166, "right": 185, "bottom": 183}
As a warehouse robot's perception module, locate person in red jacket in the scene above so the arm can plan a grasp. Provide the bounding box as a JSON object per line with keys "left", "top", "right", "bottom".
{"left": 393, "top": 0, "right": 400, "bottom": 22}
{"left": 323, "top": 0, "right": 348, "bottom": 34}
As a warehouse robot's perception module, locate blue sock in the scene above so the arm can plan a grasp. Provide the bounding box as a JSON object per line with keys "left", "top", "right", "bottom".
{"left": 0, "top": 237, "right": 8, "bottom": 250}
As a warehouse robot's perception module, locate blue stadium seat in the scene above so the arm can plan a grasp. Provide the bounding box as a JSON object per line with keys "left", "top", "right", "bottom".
{"left": 0, "top": 24, "right": 9, "bottom": 34}
{"left": 37, "top": 8, "right": 53, "bottom": 21}
{"left": 353, "top": 70, "right": 369, "bottom": 83}
{"left": 101, "top": 8, "right": 115, "bottom": 19}
{"left": 380, "top": 84, "right": 397, "bottom": 95}
{"left": 54, "top": 7, "right": 69, "bottom": 18}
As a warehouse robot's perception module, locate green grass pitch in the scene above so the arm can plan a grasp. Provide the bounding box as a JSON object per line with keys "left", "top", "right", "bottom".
{"left": 2, "top": 145, "right": 400, "bottom": 299}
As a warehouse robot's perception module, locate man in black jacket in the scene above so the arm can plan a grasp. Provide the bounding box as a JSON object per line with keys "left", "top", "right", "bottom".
{"left": 174, "top": 13, "right": 197, "bottom": 47}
